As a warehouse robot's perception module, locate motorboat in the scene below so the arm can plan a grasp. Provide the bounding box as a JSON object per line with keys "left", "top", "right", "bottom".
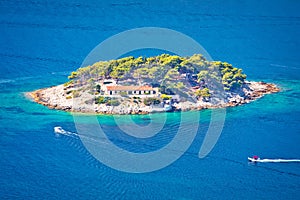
{"left": 248, "top": 155, "right": 260, "bottom": 162}
{"left": 54, "top": 126, "right": 66, "bottom": 134}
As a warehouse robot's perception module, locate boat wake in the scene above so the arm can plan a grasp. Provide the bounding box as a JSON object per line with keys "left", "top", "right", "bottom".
{"left": 248, "top": 157, "right": 300, "bottom": 163}
{"left": 256, "top": 159, "right": 300, "bottom": 163}
{"left": 53, "top": 126, "right": 108, "bottom": 144}
{"left": 54, "top": 126, "right": 78, "bottom": 138}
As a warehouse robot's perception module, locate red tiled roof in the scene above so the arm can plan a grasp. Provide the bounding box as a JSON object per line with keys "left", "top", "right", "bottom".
{"left": 106, "top": 85, "right": 155, "bottom": 91}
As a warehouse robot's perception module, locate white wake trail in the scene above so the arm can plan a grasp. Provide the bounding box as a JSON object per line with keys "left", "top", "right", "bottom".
{"left": 248, "top": 157, "right": 300, "bottom": 163}
{"left": 53, "top": 126, "right": 107, "bottom": 144}
{"left": 258, "top": 159, "right": 300, "bottom": 163}
{"left": 54, "top": 126, "right": 79, "bottom": 137}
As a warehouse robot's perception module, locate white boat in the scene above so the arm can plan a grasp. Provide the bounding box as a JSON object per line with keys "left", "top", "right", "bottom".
{"left": 248, "top": 157, "right": 260, "bottom": 162}
{"left": 54, "top": 126, "right": 67, "bottom": 134}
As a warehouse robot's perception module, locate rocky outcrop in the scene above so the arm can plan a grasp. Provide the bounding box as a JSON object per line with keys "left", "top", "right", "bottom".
{"left": 27, "top": 81, "right": 280, "bottom": 115}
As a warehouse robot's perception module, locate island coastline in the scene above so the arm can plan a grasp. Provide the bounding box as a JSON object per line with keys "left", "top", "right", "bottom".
{"left": 27, "top": 81, "right": 280, "bottom": 115}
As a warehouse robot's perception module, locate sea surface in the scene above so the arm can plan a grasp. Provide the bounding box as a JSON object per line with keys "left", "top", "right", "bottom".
{"left": 1, "top": 0, "right": 300, "bottom": 199}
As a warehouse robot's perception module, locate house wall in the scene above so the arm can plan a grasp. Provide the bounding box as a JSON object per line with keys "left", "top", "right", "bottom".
{"left": 104, "top": 89, "right": 158, "bottom": 97}
{"left": 102, "top": 84, "right": 159, "bottom": 97}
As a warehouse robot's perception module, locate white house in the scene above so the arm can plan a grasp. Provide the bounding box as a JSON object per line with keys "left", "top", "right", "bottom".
{"left": 104, "top": 85, "right": 158, "bottom": 97}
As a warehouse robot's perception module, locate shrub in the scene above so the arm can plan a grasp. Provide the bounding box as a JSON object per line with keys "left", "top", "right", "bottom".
{"left": 68, "top": 71, "right": 78, "bottom": 79}
{"left": 175, "top": 82, "right": 184, "bottom": 89}
{"left": 143, "top": 97, "right": 161, "bottom": 106}
{"left": 195, "top": 88, "right": 211, "bottom": 98}
{"left": 159, "top": 86, "right": 166, "bottom": 94}
{"left": 72, "top": 90, "right": 80, "bottom": 98}
{"left": 107, "top": 99, "right": 120, "bottom": 106}
{"left": 95, "top": 96, "right": 109, "bottom": 104}
{"left": 63, "top": 80, "right": 74, "bottom": 87}
{"left": 96, "top": 84, "right": 101, "bottom": 92}
{"left": 160, "top": 94, "right": 172, "bottom": 100}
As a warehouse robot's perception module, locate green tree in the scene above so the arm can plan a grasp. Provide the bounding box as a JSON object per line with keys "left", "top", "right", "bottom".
{"left": 68, "top": 71, "right": 78, "bottom": 79}
{"left": 197, "top": 70, "right": 209, "bottom": 82}
{"left": 164, "top": 69, "right": 180, "bottom": 80}
{"left": 195, "top": 88, "right": 211, "bottom": 98}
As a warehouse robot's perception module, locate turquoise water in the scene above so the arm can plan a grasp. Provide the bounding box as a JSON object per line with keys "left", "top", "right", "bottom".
{"left": 1, "top": 0, "right": 300, "bottom": 199}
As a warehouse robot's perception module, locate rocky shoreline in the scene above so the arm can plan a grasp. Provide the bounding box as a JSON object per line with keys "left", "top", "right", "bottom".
{"left": 27, "top": 81, "right": 280, "bottom": 115}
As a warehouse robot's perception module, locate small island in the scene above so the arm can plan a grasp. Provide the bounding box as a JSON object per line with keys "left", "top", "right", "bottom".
{"left": 28, "top": 54, "right": 279, "bottom": 114}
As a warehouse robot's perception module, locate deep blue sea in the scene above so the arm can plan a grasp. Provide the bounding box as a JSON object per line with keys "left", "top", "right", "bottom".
{"left": 1, "top": 0, "right": 300, "bottom": 199}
